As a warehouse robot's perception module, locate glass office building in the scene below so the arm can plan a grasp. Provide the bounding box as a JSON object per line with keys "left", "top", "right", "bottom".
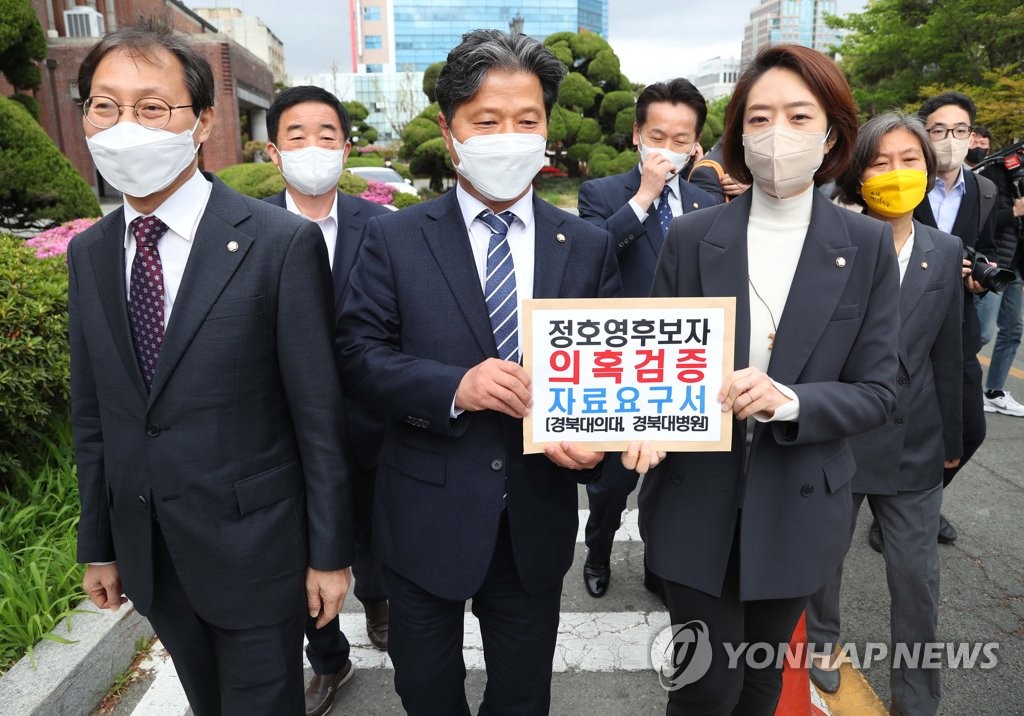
{"left": 740, "top": 0, "right": 841, "bottom": 67}
{"left": 392, "top": 0, "right": 609, "bottom": 71}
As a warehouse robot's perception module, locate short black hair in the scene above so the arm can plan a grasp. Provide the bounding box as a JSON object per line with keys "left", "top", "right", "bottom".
{"left": 267, "top": 85, "right": 351, "bottom": 144}
{"left": 918, "top": 91, "right": 976, "bottom": 126}
{"left": 635, "top": 78, "right": 708, "bottom": 137}
{"left": 435, "top": 29, "right": 566, "bottom": 126}
{"left": 974, "top": 125, "right": 992, "bottom": 142}
{"left": 78, "top": 17, "right": 214, "bottom": 115}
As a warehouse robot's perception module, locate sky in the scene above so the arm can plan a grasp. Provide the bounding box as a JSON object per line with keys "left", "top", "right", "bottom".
{"left": 184, "top": 0, "right": 867, "bottom": 85}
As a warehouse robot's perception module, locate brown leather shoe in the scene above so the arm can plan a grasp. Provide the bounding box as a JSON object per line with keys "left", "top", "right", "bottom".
{"left": 364, "top": 600, "right": 389, "bottom": 651}
{"left": 304, "top": 659, "right": 353, "bottom": 716}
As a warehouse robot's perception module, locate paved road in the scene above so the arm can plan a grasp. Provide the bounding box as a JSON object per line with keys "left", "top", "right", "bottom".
{"left": 96, "top": 351, "right": 1024, "bottom": 716}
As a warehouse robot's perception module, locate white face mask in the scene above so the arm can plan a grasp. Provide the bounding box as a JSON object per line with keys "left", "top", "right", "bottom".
{"left": 273, "top": 145, "right": 347, "bottom": 197}
{"left": 86, "top": 113, "right": 202, "bottom": 197}
{"left": 638, "top": 136, "right": 695, "bottom": 178}
{"left": 742, "top": 125, "right": 830, "bottom": 199}
{"left": 451, "top": 132, "right": 547, "bottom": 202}
{"left": 931, "top": 135, "right": 970, "bottom": 172}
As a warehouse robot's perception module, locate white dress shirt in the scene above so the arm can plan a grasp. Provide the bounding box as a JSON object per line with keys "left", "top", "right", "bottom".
{"left": 122, "top": 169, "right": 213, "bottom": 328}
{"left": 927, "top": 167, "right": 966, "bottom": 235}
{"left": 285, "top": 189, "right": 339, "bottom": 269}
{"left": 627, "top": 169, "right": 683, "bottom": 223}
{"left": 897, "top": 224, "right": 916, "bottom": 285}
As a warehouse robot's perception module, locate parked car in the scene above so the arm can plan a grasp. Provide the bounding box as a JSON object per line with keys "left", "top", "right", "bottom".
{"left": 346, "top": 167, "right": 419, "bottom": 196}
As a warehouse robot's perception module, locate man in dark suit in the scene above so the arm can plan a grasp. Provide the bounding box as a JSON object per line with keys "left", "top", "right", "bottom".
{"left": 576, "top": 78, "right": 719, "bottom": 599}
{"left": 338, "top": 29, "right": 620, "bottom": 715}
{"left": 263, "top": 85, "right": 392, "bottom": 716}
{"left": 911, "top": 91, "right": 997, "bottom": 544}
{"left": 70, "top": 21, "right": 353, "bottom": 715}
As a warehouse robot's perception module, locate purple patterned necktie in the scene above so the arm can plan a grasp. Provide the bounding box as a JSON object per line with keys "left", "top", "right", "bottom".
{"left": 128, "top": 215, "right": 169, "bottom": 389}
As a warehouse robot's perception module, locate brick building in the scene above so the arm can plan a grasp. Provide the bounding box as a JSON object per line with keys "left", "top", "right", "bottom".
{"left": 7, "top": 1, "right": 276, "bottom": 196}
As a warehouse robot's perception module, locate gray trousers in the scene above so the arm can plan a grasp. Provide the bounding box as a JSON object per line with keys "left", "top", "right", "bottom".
{"left": 806, "top": 484, "right": 942, "bottom": 716}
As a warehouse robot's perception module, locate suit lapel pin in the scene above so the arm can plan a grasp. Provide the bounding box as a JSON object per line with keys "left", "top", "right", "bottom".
{"left": 227, "top": 241, "right": 239, "bottom": 253}
{"left": 555, "top": 233, "right": 566, "bottom": 243}
{"left": 921, "top": 261, "right": 928, "bottom": 269}
{"left": 692, "top": 202, "right": 699, "bottom": 209}
{"left": 835, "top": 257, "right": 847, "bottom": 268}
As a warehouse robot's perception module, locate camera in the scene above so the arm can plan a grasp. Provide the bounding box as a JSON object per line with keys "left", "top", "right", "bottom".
{"left": 964, "top": 245, "right": 1015, "bottom": 293}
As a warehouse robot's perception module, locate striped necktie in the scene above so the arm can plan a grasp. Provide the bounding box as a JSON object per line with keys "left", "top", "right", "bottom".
{"left": 477, "top": 210, "right": 519, "bottom": 362}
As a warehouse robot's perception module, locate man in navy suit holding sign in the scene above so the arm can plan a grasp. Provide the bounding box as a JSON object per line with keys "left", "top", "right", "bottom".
{"left": 338, "top": 29, "right": 620, "bottom": 716}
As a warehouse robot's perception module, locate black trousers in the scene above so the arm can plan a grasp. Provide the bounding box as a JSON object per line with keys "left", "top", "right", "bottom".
{"left": 383, "top": 513, "right": 562, "bottom": 716}
{"left": 305, "top": 463, "right": 386, "bottom": 674}
{"left": 147, "top": 526, "right": 305, "bottom": 716}
{"left": 944, "top": 355, "right": 986, "bottom": 487}
{"left": 584, "top": 458, "right": 640, "bottom": 561}
{"left": 661, "top": 531, "right": 807, "bottom": 716}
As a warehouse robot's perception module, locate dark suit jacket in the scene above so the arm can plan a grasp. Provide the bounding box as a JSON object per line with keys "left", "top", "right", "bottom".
{"left": 337, "top": 190, "right": 621, "bottom": 601}
{"left": 850, "top": 221, "right": 963, "bottom": 495}
{"left": 577, "top": 165, "right": 720, "bottom": 297}
{"left": 70, "top": 175, "right": 354, "bottom": 630}
{"left": 638, "top": 189, "right": 899, "bottom": 601}
{"left": 914, "top": 168, "right": 997, "bottom": 356}
{"left": 265, "top": 189, "right": 392, "bottom": 469}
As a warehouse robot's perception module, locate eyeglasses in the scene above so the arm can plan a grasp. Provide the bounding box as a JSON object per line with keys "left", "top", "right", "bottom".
{"left": 82, "top": 96, "right": 194, "bottom": 130}
{"left": 925, "top": 125, "right": 973, "bottom": 141}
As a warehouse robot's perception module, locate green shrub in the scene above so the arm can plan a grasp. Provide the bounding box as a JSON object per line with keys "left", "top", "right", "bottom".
{"left": 339, "top": 171, "right": 369, "bottom": 196}
{"left": 0, "top": 234, "right": 70, "bottom": 482}
{"left": 391, "top": 192, "right": 422, "bottom": 209}
{"left": 0, "top": 417, "right": 84, "bottom": 674}
{"left": 0, "top": 96, "right": 100, "bottom": 231}
{"left": 217, "top": 163, "right": 379, "bottom": 199}
{"left": 8, "top": 93, "right": 39, "bottom": 121}
{"left": 346, "top": 155, "right": 387, "bottom": 169}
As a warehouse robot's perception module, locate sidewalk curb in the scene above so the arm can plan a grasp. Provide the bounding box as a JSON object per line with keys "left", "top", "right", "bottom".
{"left": 0, "top": 599, "right": 154, "bottom": 716}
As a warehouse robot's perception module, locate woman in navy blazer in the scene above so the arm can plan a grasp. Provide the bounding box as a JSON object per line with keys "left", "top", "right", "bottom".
{"left": 806, "top": 113, "right": 963, "bottom": 715}
{"left": 634, "top": 45, "right": 899, "bottom": 715}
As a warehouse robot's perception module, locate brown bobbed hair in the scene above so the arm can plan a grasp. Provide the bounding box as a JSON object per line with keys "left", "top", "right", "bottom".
{"left": 722, "top": 44, "right": 859, "bottom": 186}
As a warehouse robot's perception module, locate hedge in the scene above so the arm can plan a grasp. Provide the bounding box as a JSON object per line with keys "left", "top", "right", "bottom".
{"left": 216, "top": 163, "right": 373, "bottom": 200}
{"left": 0, "top": 95, "right": 100, "bottom": 231}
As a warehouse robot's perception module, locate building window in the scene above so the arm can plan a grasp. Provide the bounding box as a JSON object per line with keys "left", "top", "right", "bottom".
{"left": 363, "top": 6, "right": 382, "bottom": 21}
{"left": 365, "top": 63, "right": 384, "bottom": 73}
{"left": 364, "top": 34, "right": 383, "bottom": 50}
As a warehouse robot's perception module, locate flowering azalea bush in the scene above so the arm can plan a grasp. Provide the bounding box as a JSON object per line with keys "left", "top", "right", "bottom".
{"left": 23, "top": 218, "right": 99, "bottom": 259}
{"left": 360, "top": 179, "right": 397, "bottom": 206}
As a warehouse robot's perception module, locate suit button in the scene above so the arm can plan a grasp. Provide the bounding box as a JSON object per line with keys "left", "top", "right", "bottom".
{"left": 671, "top": 471, "right": 682, "bottom": 485}
{"left": 146, "top": 424, "right": 161, "bottom": 437}
{"left": 894, "top": 416, "right": 905, "bottom": 426}
{"left": 800, "top": 483, "right": 814, "bottom": 497}
{"left": 137, "top": 495, "right": 148, "bottom": 508}
{"left": 490, "top": 459, "right": 503, "bottom": 471}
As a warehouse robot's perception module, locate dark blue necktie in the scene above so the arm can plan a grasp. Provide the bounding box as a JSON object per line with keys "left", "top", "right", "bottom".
{"left": 478, "top": 210, "right": 519, "bottom": 363}
{"left": 657, "top": 184, "right": 674, "bottom": 237}
{"left": 128, "top": 215, "right": 169, "bottom": 389}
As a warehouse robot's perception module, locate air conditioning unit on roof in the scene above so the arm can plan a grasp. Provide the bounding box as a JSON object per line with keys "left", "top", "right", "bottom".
{"left": 64, "top": 7, "right": 105, "bottom": 39}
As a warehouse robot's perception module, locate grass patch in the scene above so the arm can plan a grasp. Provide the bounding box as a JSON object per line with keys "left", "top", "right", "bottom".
{"left": 0, "top": 417, "right": 84, "bottom": 674}
{"left": 535, "top": 176, "right": 583, "bottom": 208}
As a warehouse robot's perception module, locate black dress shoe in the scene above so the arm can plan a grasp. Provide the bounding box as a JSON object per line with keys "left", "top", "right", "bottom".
{"left": 583, "top": 555, "right": 610, "bottom": 598}
{"left": 810, "top": 663, "right": 841, "bottom": 694}
{"left": 305, "top": 659, "right": 354, "bottom": 716}
{"left": 364, "top": 600, "right": 388, "bottom": 651}
{"left": 938, "top": 513, "right": 958, "bottom": 543}
{"left": 868, "top": 519, "right": 883, "bottom": 553}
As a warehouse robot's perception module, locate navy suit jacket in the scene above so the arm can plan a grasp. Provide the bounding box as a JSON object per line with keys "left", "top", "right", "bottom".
{"left": 577, "top": 165, "right": 720, "bottom": 296}
{"left": 850, "top": 221, "right": 963, "bottom": 495}
{"left": 337, "top": 189, "right": 621, "bottom": 600}
{"left": 69, "top": 175, "right": 354, "bottom": 629}
{"left": 638, "top": 189, "right": 899, "bottom": 601}
{"left": 265, "top": 189, "right": 392, "bottom": 469}
{"left": 914, "top": 168, "right": 997, "bottom": 356}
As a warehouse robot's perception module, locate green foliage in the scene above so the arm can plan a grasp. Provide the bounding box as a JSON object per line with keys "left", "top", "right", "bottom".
{"left": 0, "top": 0, "right": 46, "bottom": 92}
{"left": 920, "top": 67, "right": 1024, "bottom": 146}
{"left": 346, "top": 155, "right": 387, "bottom": 168}
{"left": 577, "top": 117, "right": 602, "bottom": 145}
{"left": 8, "top": 92, "right": 37, "bottom": 121}
{"left": 588, "top": 149, "right": 637, "bottom": 179}
{"left": 588, "top": 50, "right": 621, "bottom": 90}
{"left": 831, "top": 0, "right": 1024, "bottom": 117}
{"left": 0, "top": 417, "right": 85, "bottom": 673}
{"left": 343, "top": 100, "right": 377, "bottom": 145}
{"left": 241, "top": 140, "right": 266, "bottom": 163}
{"left": 338, "top": 171, "right": 369, "bottom": 196}
{"left": 391, "top": 192, "right": 422, "bottom": 209}
{"left": 558, "top": 72, "right": 599, "bottom": 112}
{"left": 701, "top": 95, "right": 729, "bottom": 150}
{"left": 0, "top": 234, "right": 71, "bottom": 482}
{"left": 410, "top": 136, "right": 453, "bottom": 193}
{"left": 422, "top": 62, "right": 444, "bottom": 103}
{"left": 399, "top": 117, "right": 442, "bottom": 160}
{"left": 0, "top": 97, "right": 101, "bottom": 231}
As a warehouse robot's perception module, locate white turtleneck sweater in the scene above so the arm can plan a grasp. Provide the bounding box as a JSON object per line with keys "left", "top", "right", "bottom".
{"left": 745, "top": 182, "right": 814, "bottom": 422}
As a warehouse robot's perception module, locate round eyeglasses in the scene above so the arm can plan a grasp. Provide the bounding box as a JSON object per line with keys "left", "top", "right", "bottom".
{"left": 82, "top": 96, "right": 195, "bottom": 130}
{"left": 925, "top": 125, "right": 973, "bottom": 141}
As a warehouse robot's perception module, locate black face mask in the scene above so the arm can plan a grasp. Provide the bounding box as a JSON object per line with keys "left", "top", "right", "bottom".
{"left": 966, "top": 147, "right": 988, "bottom": 165}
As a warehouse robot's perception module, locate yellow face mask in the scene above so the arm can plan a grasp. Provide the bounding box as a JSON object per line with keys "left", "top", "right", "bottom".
{"left": 860, "top": 169, "right": 928, "bottom": 218}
